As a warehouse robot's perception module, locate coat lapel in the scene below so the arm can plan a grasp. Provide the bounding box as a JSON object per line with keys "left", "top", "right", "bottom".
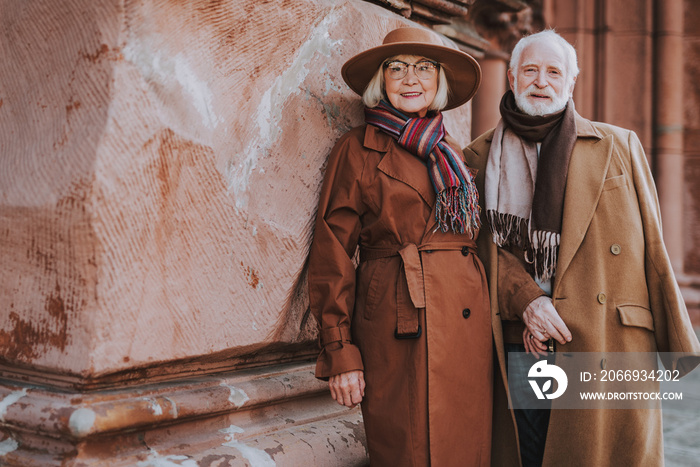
{"left": 554, "top": 116, "right": 612, "bottom": 291}
{"left": 365, "top": 126, "right": 436, "bottom": 208}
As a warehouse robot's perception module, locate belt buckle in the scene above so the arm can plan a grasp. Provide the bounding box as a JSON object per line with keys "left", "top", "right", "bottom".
{"left": 394, "top": 325, "right": 422, "bottom": 339}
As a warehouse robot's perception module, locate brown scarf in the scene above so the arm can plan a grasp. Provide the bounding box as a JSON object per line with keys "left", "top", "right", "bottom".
{"left": 485, "top": 91, "right": 577, "bottom": 282}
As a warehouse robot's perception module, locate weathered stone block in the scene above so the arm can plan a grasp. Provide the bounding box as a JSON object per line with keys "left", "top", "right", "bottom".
{"left": 0, "top": 0, "right": 473, "bottom": 384}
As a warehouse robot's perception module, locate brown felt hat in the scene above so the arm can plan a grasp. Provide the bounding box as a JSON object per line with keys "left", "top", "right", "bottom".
{"left": 341, "top": 27, "right": 482, "bottom": 111}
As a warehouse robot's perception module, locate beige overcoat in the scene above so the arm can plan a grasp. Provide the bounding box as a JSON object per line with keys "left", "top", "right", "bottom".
{"left": 308, "top": 124, "right": 492, "bottom": 466}
{"left": 464, "top": 112, "right": 700, "bottom": 466}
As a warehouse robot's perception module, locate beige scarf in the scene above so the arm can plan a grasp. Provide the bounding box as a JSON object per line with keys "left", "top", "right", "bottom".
{"left": 485, "top": 91, "right": 577, "bottom": 282}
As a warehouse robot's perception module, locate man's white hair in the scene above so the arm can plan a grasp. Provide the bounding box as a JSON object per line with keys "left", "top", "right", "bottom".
{"left": 509, "top": 29, "right": 580, "bottom": 85}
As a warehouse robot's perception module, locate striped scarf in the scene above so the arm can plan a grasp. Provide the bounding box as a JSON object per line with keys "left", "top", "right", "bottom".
{"left": 365, "top": 100, "right": 480, "bottom": 236}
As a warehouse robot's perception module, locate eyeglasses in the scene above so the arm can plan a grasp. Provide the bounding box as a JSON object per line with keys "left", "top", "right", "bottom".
{"left": 383, "top": 60, "right": 439, "bottom": 80}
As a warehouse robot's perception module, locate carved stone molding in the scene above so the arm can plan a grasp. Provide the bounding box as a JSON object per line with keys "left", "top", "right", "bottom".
{"left": 0, "top": 362, "right": 367, "bottom": 465}
{"left": 364, "top": 0, "right": 541, "bottom": 58}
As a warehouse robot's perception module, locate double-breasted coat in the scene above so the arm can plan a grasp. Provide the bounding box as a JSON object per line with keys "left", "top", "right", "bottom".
{"left": 308, "top": 124, "right": 493, "bottom": 466}
{"left": 464, "top": 112, "right": 700, "bottom": 466}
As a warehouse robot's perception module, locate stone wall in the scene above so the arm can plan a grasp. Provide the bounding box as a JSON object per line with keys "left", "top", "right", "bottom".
{"left": 0, "top": 0, "right": 474, "bottom": 463}
{"left": 0, "top": 0, "right": 473, "bottom": 385}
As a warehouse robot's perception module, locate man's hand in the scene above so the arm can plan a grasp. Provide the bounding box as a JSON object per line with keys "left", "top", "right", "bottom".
{"left": 522, "top": 296, "right": 572, "bottom": 356}
{"left": 329, "top": 370, "right": 365, "bottom": 408}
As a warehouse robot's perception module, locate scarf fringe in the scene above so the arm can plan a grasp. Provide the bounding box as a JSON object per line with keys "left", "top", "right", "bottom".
{"left": 526, "top": 230, "right": 560, "bottom": 283}
{"left": 486, "top": 210, "right": 525, "bottom": 247}
{"left": 487, "top": 210, "right": 560, "bottom": 282}
{"left": 436, "top": 185, "right": 481, "bottom": 238}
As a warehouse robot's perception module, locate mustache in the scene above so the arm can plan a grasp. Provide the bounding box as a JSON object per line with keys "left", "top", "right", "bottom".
{"left": 523, "top": 85, "right": 555, "bottom": 98}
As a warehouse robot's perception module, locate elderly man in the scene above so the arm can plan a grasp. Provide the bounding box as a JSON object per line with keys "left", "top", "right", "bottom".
{"left": 464, "top": 30, "right": 700, "bottom": 466}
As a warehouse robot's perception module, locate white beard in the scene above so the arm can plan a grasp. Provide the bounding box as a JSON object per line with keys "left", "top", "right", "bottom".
{"left": 514, "top": 79, "right": 569, "bottom": 116}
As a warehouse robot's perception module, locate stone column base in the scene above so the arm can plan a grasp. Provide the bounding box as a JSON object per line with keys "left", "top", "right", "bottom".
{"left": 0, "top": 362, "right": 368, "bottom": 466}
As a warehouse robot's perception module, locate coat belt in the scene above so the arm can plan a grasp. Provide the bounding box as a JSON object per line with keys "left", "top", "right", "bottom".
{"left": 360, "top": 242, "right": 477, "bottom": 338}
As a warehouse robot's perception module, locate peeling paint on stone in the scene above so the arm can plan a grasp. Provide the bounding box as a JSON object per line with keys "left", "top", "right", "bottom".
{"left": 340, "top": 419, "right": 366, "bottom": 446}
{"left": 136, "top": 449, "right": 198, "bottom": 467}
{"left": 221, "top": 425, "right": 276, "bottom": 466}
{"left": 68, "top": 408, "right": 96, "bottom": 437}
{"left": 146, "top": 398, "right": 163, "bottom": 416}
{"left": 123, "top": 36, "right": 220, "bottom": 129}
{"left": 243, "top": 265, "right": 261, "bottom": 290}
{"left": 0, "top": 437, "right": 19, "bottom": 456}
{"left": 220, "top": 383, "right": 249, "bottom": 408}
{"left": 0, "top": 388, "right": 28, "bottom": 421}
{"left": 225, "top": 10, "right": 343, "bottom": 210}
{"left": 164, "top": 396, "right": 178, "bottom": 418}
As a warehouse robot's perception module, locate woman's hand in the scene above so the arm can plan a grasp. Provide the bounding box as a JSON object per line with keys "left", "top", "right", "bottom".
{"left": 329, "top": 370, "right": 365, "bottom": 408}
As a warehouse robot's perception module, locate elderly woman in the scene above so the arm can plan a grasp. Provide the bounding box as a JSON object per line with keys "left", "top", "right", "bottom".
{"left": 308, "top": 27, "right": 490, "bottom": 465}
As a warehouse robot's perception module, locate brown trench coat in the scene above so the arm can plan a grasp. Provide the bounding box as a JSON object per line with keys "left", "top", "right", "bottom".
{"left": 308, "top": 124, "right": 493, "bottom": 466}
{"left": 464, "top": 112, "right": 700, "bottom": 467}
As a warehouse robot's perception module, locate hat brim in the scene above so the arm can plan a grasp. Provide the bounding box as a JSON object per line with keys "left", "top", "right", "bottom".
{"left": 341, "top": 41, "right": 481, "bottom": 111}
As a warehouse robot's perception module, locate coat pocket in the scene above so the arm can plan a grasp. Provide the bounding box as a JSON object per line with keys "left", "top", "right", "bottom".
{"left": 617, "top": 304, "right": 654, "bottom": 331}
{"left": 602, "top": 174, "right": 627, "bottom": 192}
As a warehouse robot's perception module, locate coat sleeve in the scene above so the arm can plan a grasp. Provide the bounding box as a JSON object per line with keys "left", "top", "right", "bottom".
{"left": 308, "top": 129, "right": 366, "bottom": 380}
{"left": 629, "top": 130, "right": 700, "bottom": 376}
{"left": 497, "top": 248, "right": 547, "bottom": 320}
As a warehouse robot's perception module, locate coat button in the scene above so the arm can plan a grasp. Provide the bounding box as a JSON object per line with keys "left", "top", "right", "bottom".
{"left": 462, "top": 308, "right": 471, "bottom": 319}
{"left": 610, "top": 244, "right": 621, "bottom": 255}
{"left": 461, "top": 246, "right": 470, "bottom": 256}
{"left": 597, "top": 293, "right": 607, "bottom": 304}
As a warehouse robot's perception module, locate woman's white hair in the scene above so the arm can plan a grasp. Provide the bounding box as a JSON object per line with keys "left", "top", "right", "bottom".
{"left": 509, "top": 29, "right": 579, "bottom": 85}
{"left": 362, "top": 55, "right": 451, "bottom": 111}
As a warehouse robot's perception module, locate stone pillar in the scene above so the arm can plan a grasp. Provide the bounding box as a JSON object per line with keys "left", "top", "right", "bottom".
{"left": 0, "top": 0, "right": 475, "bottom": 464}
{"left": 471, "top": 54, "right": 508, "bottom": 139}
{"left": 653, "top": 0, "right": 685, "bottom": 273}
{"left": 545, "top": 0, "right": 599, "bottom": 120}
{"left": 681, "top": 0, "right": 700, "bottom": 321}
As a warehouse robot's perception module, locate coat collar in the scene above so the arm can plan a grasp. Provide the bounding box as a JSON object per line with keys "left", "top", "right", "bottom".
{"left": 573, "top": 112, "right": 603, "bottom": 139}
{"left": 363, "top": 123, "right": 394, "bottom": 152}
